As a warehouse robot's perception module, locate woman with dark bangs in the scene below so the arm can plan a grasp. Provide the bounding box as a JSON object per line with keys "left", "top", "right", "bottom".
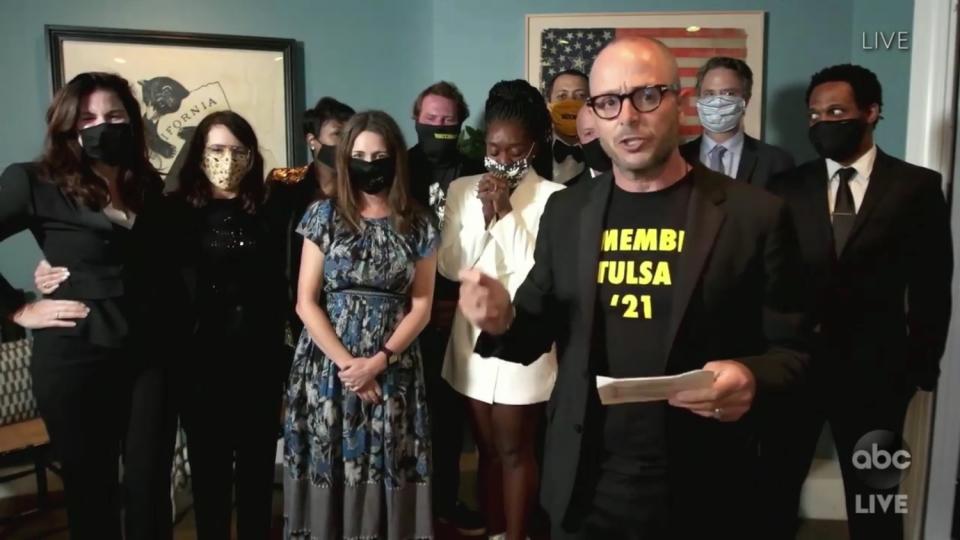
{"left": 0, "top": 72, "right": 174, "bottom": 539}
{"left": 142, "top": 110, "right": 289, "bottom": 539}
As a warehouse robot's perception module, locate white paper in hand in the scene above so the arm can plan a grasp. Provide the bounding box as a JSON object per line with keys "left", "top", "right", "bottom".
{"left": 596, "top": 370, "right": 715, "bottom": 405}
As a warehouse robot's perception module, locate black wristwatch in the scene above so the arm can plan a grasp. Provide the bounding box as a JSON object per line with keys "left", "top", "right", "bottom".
{"left": 379, "top": 345, "right": 398, "bottom": 366}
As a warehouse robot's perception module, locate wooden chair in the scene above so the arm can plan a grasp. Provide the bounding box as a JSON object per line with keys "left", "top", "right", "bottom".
{"left": 0, "top": 310, "right": 60, "bottom": 524}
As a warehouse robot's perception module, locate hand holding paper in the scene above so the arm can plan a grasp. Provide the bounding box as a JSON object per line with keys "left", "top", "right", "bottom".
{"left": 595, "top": 360, "right": 757, "bottom": 422}
{"left": 667, "top": 360, "right": 756, "bottom": 422}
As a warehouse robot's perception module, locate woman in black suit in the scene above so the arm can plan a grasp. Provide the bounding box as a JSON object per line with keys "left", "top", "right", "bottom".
{"left": 141, "top": 110, "right": 288, "bottom": 539}
{"left": 0, "top": 72, "right": 176, "bottom": 540}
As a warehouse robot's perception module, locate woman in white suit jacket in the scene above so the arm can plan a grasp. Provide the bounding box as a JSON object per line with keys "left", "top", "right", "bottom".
{"left": 438, "top": 80, "right": 564, "bottom": 540}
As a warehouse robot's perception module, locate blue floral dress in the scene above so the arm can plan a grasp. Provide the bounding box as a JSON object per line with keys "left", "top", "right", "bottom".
{"left": 283, "top": 200, "right": 437, "bottom": 540}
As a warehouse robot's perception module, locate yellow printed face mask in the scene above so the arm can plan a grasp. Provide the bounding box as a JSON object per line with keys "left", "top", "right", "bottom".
{"left": 202, "top": 147, "right": 251, "bottom": 191}
{"left": 550, "top": 99, "right": 584, "bottom": 138}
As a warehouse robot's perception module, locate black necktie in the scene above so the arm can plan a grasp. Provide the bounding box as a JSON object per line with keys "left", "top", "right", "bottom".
{"left": 553, "top": 139, "right": 583, "bottom": 163}
{"left": 832, "top": 167, "right": 857, "bottom": 257}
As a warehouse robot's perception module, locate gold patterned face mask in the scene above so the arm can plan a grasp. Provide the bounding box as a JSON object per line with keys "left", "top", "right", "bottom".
{"left": 550, "top": 99, "right": 585, "bottom": 138}
{"left": 201, "top": 146, "right": 251, "bottom": 191}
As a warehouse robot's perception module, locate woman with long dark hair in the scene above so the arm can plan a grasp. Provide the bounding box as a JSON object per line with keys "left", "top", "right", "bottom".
{"left": 283, "top": 110, "right": 438, "bottom": 539}
{"left": 0, "top": 72, "right": 175, "bottom": 539}
{"left": 144, "top": 110, "right": 288, "bottom": 539}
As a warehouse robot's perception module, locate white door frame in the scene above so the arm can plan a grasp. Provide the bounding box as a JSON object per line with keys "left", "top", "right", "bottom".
{"left": 908, "top": 0, "right": 959, "bottom": 538}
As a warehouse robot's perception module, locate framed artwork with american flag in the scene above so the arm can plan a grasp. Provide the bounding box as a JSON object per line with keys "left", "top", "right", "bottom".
{"left": 526, "top": 11, "right": 765, "bottom": 141}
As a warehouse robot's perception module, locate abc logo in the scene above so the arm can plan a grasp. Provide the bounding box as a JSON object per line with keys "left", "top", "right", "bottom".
{"left": 852, "top": 430, "right": 912, "bottom": 490}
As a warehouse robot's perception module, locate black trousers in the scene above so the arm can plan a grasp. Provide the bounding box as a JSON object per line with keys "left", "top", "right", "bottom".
{"left": 552, "top": 473, "right": 669, "bottom": 540}
{"left": 419, "top": 322, "right": 467, "bottom": 515}
{"left": 179, "top": 338, "right": 284, "bottom": 540}
{"left": 30, "top": 332, "right": 177, "bottom": 540}
{"left": 760, "top": 375, "right": 915, "bottom": 540}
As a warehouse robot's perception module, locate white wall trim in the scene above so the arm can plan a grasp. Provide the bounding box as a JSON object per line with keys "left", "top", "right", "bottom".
{"left": 906, "top": 0, "right": 957, "bottom": 175}
{"left": 909, "top": 0, "right": 960, "bottom": 538}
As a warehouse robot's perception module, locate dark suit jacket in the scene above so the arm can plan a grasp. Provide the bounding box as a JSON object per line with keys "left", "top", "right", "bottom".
{"left": 265, "top": 164, "right": 324, "bottom": 336}
{"left": 0, "top": 162, "right": 162, "bottom": 349}
{"left": 408, "top": 144, "right": 485, "bottom": 211}
{"left": 769, "top": 149, "right": 952, "bottom": 392}
{"left": 680, "top": 133, "right": 795, "bottom": 188}
{"left": 563, "top": 167, "right": 596, "bottom": 189}
{"left": 477, "top": 165, "right": 808, "bottom": 534}
{"left": 408, "top": 145, "right": 485, "bottom": 307}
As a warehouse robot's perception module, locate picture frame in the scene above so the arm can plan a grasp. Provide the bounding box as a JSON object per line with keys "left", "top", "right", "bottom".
{"left": 526, "top": 11, "right": 766, "bottom": 140}
{"left": 46, "top": 25, "right": 299, "bottom": 184}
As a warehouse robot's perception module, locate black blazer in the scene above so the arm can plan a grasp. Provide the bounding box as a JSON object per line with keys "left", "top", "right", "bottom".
{"left": 477, "top": 165, "right": 808, "bottom": 534}
{"left": 408, "top": 145, "right": 485, "bottom": 305}
{"left": 136, "top": 192, "right": 289, "bottom": 354}
{"left": 563, "top": 167, "right": 595, "bottom": 189}
{"left": 265, "top": 166, "right": 324, "bottom": 335}
{"left": 680, "top": 133, "right": 795, "bottom": 188}
{"left": 0, "top": 162, "right": 162, "bottom": 349}
{"left": 769, "top": 149, "right": 952, "bottom": 392}
{"left": 407, "top": 144, "right": 485, "bottom": 210}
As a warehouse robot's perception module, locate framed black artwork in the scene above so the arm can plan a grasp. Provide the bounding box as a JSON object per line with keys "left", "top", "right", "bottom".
{"left": 47, "top": 25, "right": 299, "bottom": 184}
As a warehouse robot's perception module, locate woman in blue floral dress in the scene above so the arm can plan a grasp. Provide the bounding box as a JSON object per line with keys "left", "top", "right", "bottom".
{"left": 283, "top": 110, "right": 438, "bottom": 540}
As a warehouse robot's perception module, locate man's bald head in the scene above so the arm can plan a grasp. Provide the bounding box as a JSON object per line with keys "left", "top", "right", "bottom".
{"left": 587, "top": 36, "right": 684, "bottom": 180}
{"left": 589, "top": 37, "right": 680, "bottom": 96}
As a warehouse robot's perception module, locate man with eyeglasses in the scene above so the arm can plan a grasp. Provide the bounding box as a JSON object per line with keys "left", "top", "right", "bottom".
{"left": 456, "top": 37, "right": 808, "bottom": 538}
{"left": 679, "top": 57, "right": 794, "bottom": 187}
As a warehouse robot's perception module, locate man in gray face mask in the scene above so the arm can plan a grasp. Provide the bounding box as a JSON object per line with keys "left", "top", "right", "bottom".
{"left": 679, "top": 57, "right": 794, "bottom": 188}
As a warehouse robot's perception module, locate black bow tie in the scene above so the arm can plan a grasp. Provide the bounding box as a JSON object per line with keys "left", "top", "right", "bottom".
{"left": 553, "top": 139, "right": 583, "bottom": 163}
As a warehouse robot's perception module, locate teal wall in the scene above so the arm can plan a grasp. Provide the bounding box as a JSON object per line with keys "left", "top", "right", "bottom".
{"left": 0, "top": 0, "right": 915, "bottom": 295}
{"left": 851, "top": 0, "right": 914, "bottom": 157}
{"left": 0, "top": 0, "right": 433, "bottom": 293}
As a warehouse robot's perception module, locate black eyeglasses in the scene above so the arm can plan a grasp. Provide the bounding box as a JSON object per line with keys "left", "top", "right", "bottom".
{"left": 587, "top": 84, "right": 679, "bottom": 119}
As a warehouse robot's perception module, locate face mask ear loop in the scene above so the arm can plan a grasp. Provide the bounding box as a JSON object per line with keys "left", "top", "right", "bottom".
{"left": 524, "top": 142, "right": 536, "bottom": 160}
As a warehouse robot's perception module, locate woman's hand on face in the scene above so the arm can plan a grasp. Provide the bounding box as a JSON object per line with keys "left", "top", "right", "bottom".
{"left": 477, "top": 176, "right": 497, "bottom": 225}
{"left": 477, "top": 174, "right": 511, "bottom": 221}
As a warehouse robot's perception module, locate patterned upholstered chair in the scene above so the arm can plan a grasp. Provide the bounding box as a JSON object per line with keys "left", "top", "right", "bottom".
{"left": 0, "top": 312, "right": 59, "bottom": 523}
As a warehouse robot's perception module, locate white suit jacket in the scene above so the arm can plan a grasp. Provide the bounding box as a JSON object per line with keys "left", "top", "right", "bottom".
{"left": 437, "top": 169, "right": 564, "bottom": 404}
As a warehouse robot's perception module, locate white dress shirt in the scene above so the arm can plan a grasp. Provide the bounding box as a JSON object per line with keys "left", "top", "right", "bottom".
{"left": 699, "top": 129, "right": 745, "bottom": 178}
{"left": 552, "top": 135, "right": 585, "bottom": 184}
{"left": 826, "top": 145, "right": 877, "bottom": 214}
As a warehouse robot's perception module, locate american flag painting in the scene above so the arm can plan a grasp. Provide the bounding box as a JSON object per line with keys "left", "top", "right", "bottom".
{"left": 539, "top": 26, "right": 750, "bottom": 141}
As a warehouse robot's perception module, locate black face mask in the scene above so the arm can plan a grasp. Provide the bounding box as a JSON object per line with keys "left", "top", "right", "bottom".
{"left": 314, "top": 144, "right": 337, "bottom": 168}
{"left": 416, "top": 123, "right": 460, "bottom": 164}
{"left": 581, "top": 139, "right": 612, "bottom": 173}
{"left": 79, "top": 123, "right": 136, "bottom": 166}
{"left": 808, "top": 119, "right": 868, "bottom": 162}
{"left": 349, "top": 157, "right": 395, "bottom": 194}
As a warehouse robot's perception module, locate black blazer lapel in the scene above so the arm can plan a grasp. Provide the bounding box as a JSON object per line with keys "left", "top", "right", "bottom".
{"left": 842, "top": 149, "right": 895, "bottom": 257}
{"left": 736, "top": 137, "right": 759, "bottom": 184}
{"left": 577, "top": 173, "right": 613, "bottom": 344}
{"left": 664, "top": 169, "right": 727, "bottom": 368}
{"left": 54, "top": 184, "right": 115, "bottom": 233}
{"left": 679, "top": 138, "right": 701, "bottom": 167}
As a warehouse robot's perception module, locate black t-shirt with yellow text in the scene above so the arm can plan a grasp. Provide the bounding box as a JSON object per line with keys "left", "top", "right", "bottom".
{"left": 595, "top": 172, "right": 693, "bottom": 500}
